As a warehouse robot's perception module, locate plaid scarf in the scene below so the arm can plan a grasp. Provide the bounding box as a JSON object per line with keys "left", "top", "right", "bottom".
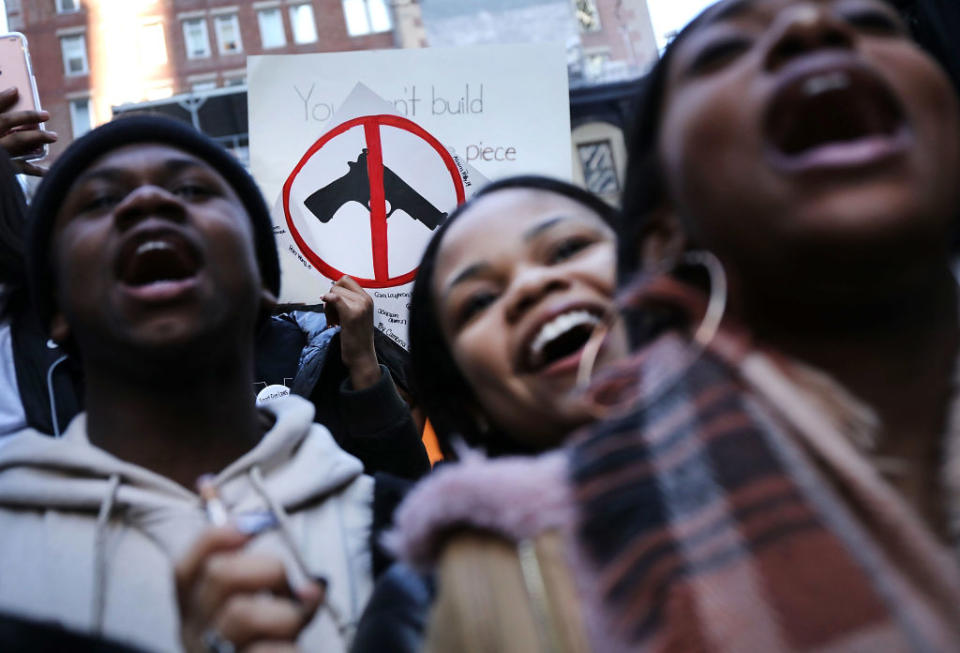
{"left": 568, "top": 287, "right": 960, "bottom": 652}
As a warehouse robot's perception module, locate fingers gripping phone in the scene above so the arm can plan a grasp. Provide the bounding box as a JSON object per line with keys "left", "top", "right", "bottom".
{"left": 0, "top": 32, "right": 47, "bottom": 161}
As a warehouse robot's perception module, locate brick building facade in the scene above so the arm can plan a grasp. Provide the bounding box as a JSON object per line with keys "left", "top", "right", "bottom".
{"left": 6, "top": 0, "right": 659, "bottom": 203}
{"left": 5, "top": 0, "right": 396, "bottom": 159}
{"left": 576, "top": 0, "right": 658, "bottom": 84}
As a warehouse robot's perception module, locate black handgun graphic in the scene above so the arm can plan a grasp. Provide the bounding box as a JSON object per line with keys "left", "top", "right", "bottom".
{"left": 304, "top": 149, "right": 447, "bottom": 230}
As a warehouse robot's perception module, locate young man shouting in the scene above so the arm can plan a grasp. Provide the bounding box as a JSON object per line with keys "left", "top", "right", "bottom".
{"left": 0, "top": 116, "right": 377, "bottom": 652}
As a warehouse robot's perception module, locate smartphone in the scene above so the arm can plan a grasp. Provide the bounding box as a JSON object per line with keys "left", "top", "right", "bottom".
{"left": 0, "top": 32, "right": 46, "bottom": 161}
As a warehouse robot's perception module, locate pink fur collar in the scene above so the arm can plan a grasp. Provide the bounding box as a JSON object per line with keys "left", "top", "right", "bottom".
{"left": 384, "top": 449, "right": 573, "bottom": 570}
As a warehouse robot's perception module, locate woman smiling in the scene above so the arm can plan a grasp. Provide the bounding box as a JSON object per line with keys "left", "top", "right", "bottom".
{"left": 409, "top": 175, "right": 628, "bottom": 457}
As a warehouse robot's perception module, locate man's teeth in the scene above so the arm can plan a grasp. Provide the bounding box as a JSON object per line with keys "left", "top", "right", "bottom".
{"left": 530, "top": 310, "right": 600, "bottom": 357}
{"left": 136, "top": 240, "right": 174, "bottom": 255}
{"left": 802, "top": 71, "right": 850, "bottom": 97}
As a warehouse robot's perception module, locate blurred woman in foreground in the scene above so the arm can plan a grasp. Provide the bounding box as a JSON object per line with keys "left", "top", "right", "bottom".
{"left": 388, "top": 1, "right": 960, "bottom": 650}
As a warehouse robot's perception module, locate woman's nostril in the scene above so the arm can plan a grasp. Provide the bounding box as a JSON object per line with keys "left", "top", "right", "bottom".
{"left": 776, "top": 37, "right": 807, "bottom": 62}
{"left": 770, "top": 29, "right": 851, "bottom": 70}
{"left": 824, "top": 31, "right": 849, "bottom": 48}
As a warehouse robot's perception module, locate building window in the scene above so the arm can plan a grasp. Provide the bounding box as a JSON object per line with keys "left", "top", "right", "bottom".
{"left": 584, "top": 51, "right": 608, "bottom": 79}
{"left": 224, "top": 76, "right": 245, "bottom": 87}
{"left": 183, "top": 19, "right": 211, "bottom": 59}
{"left": 257, "top": 8, "right": 287, "bottom": 49}
{"left": 577, "top": 140, "right": 619, "bottom": 194}
{"left": 214, "top": 14, "right": 243, "bottom": 55}
{"left": 573, "top": 0, "right": 601, "bottom": 32}
{"left": 69, "top": 98, "right": 92, "bottom": 138}
{"left": 289, "top": 4, "right": 318, "bottom": 44}
{"left": 191, "top": 81, "right": 217, "bottom": 93}
{"left": 342, "top": 0, "right": 392, "bottom": 37}
{"left": 60, "top": 34, "right": 88, "bottom": 76}
{"left": 56, "top": 0, "right": 81, "bottom": 13}
{"left": 144, "top": 85, "right": 173, "bottom": 101}
{"left": 139, "top": 21, "right": 168, "bottom": 68}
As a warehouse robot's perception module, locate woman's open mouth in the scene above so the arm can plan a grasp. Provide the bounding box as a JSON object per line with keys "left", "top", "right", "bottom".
{"left": 521, "top": 308, "right": 604, "bottom": 375}
{"left": 764, "top": 54, "right": 910, "bottom": 174}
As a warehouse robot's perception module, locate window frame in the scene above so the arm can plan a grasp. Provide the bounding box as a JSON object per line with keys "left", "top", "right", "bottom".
{"left": 69, "top": 97, "right": 92, "bottom": 139}
{"left": 257, "top": 7, "right": 287, "bottom": 49}
{"left": 213, "top": 13, "right": 243, "bottom": 55}
{"left": 289, "top": 3, "right": 318, "bottom": 44}
{"left": 191, "top": 81, "right": 218, "bottom": 93}
{"left": 60, "top": 33, "right": 89, "bottom": 77}
{"left": 55, "top": 0, "right": 82, "bottom": 14}
{"left": 138, "top": 20, "right": 168, "bottom": 68}
{"left": 342, "top": 0, "right": 392, "bottom": 37}
{"left": 576, "top": 139, "right": 620, "bottom": 195}
{"left": 573, "top": 0, "right": 602, "bottom": 33}
{"left": 182, "top": 18, "right": 212, "bottom": 59}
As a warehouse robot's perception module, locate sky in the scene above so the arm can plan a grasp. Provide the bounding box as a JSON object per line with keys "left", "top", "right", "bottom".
{"left": 647, "top": 0, "right": 718, "bottom": 51}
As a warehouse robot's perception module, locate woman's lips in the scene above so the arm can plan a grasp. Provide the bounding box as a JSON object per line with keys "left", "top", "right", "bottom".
{"left": 517, "top": 304, "right": 607, "bottom": 375}
{"left": 766, "top": 129, "right": 910, "bottom": 174}
{"left": 763, "top": 53, "right": 910, "bottom": 174}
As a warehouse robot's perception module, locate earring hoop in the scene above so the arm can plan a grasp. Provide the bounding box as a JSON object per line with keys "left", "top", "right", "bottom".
{"left": 576, "top": 249, "right": 728, "bottom": 418}
{"left": 683, "top": 250, "right": 727, "bottom": 350}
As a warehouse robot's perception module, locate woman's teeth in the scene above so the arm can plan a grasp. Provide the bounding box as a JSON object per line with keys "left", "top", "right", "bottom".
{"left": 802, "top": 71, "right": 850, "bottom": 96}
{"left": 136, "top": 240, "right": 173, "bottom": 255}
{"left": 530, "top": 310, "right": 601, "bottom": 359}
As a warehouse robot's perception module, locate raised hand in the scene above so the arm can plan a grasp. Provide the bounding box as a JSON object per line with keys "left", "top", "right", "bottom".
{"left": 324, "top": 275, "right": 381, "bottom": 391}
{"left": 0, "top": 87, "right": 57, "bottom": 176}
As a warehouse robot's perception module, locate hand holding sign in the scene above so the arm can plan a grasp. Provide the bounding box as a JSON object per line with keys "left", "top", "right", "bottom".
{"left": 324, "top": 276, "right": 381, "bottom": 391}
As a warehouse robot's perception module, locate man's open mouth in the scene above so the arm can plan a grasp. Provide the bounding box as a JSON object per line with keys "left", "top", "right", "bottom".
{"left": 116, "top": 229, "right": 201, "bottom": 291}
{"left": 764, "top": 55, "right": 908, "bottom": 172}
{"left": 522, "top": 308, "right": 603, "bottom": 373}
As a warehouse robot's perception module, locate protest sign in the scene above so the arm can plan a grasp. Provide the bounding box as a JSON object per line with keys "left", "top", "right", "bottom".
{"left": 249, "top": 44, "right": 571, "bottom": 347}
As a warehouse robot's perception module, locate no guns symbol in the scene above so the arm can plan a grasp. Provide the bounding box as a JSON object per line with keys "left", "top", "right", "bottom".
{"left": 283, "top": 114, "right": 466, "bottom": 288}
{"left": 305, "top": 149, "right": 447, "bottom": 231}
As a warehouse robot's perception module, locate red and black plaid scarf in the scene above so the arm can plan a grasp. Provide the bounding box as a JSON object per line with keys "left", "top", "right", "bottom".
{"left": 568, "top": 292, "right": 960, "bottom": 651}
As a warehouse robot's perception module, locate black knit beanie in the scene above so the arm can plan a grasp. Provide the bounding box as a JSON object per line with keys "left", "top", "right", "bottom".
{"left": 26, "top": 115, "right": 280, "bottom": 331}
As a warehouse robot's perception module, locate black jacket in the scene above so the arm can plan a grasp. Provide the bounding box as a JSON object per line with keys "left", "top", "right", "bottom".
{"left": 10, "top": 304, "right": 82, "bottom": 437}
{"left": 14, "top": 308, "right": 430, "bottom": 483}
{"left": 255, "top": 312, "right": 430, "bottom": 480}
{"left": 350, "top": 562, "right": 432, "bottom": 653}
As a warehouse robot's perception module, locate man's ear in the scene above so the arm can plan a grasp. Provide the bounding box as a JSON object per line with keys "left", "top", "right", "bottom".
{"left": 639, "top": 206, "right": 687, "bottom": 274}
{"left": 49, "top": 312, "right": 70, "bottom": 346}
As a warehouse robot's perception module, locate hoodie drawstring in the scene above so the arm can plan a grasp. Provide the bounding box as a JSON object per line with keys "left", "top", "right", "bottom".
{"left": 247, "top": 466, "right": 351, "bottom": 639}
{"left": 92, "top": 473, "right": 121, "bottom": 633}
{"left": 248, "top": 466, "right": 310, "bottom": 576}
{"left": 46, "top": 354, "right": 68, "bottom": 438}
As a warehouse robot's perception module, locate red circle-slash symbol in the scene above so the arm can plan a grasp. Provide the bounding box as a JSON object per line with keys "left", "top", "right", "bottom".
{"left": 283, "top": 114, "right": 466, "bottom": 288}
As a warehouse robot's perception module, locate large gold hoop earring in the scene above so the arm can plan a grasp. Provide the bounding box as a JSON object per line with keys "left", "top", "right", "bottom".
{"left": 575, "top": 250, "right": 728, "bottom": 417}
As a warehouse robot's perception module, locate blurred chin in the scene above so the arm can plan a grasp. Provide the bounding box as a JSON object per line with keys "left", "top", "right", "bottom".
{"left": 793, "top": 185, "right": 949, "bottom": 250}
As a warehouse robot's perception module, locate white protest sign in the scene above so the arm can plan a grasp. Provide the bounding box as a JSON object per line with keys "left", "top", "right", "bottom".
{"left": 249, "top": 44, "right": 571, "bottom": 347}
{"left": 270, "top": 84, "right": 483, "bottom": 347}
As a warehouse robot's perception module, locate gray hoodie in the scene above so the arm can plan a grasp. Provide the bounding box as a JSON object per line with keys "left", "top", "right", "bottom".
{"left": 0, "top": 395, "right": 374, "bottom": 652}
